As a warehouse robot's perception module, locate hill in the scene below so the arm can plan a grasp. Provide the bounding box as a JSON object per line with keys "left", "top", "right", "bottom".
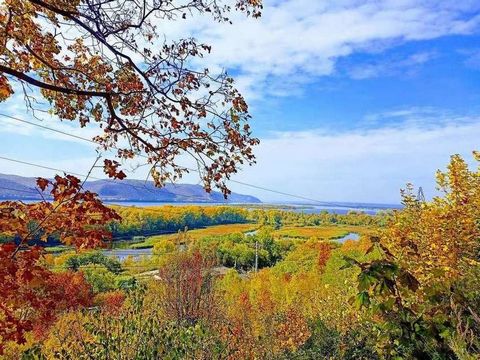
{"left": 0, "top": 173, "right": 261, "bottom": 203}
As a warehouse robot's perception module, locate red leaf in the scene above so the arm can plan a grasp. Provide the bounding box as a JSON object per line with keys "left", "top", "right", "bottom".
{"left": 36, "top": 178, "right": 49, "bottom": 191}
{"left": 103, "top": 159, "right": 127, "bottom": 180}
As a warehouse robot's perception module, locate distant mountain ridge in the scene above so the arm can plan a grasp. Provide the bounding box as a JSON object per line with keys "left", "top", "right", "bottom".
{"left": 0, "top": 173, "right": 261, "bottom": 203}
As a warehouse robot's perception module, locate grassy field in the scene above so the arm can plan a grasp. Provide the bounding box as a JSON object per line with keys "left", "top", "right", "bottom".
{"left": 43, "top": 223, "right": 371, "bottom": 253}
{"left": 130, "top": 223, "right": 259, "bottom": 249}
{"left": 273, "top": 225, "right": 371, "bottom": 240}
{"left": 131, "top": 224, "right": 372, "bottom": 249}
{"left": 44, "top": 245, "right": 73, "bottom": 253}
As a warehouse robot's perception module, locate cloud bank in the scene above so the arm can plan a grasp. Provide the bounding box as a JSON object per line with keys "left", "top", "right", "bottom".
{"left": 157, "top": 0, "right": 480, "bottom": 99}
{"left": 230, "top": 109, "right": 480, "bottom": 203}
{"left": 1, "top": 106, "right": 479, "bottom": 204}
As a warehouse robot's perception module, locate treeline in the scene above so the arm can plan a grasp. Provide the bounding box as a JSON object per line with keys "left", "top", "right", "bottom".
{"left": 110, "top": 205, "right": 388, "bottom": 240}
{"left": 108, "top": 205, "right": 250, "bottom": 238}
{"left": 249, "top": 208, "right": 390, "bottom": 228}
{"left": 1, "top": 205, "right": 383, "bottom": 246}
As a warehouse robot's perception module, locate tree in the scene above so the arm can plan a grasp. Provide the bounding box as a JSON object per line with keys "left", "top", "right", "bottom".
{"left": 152, "top": 238, "right": 176, "bottom": 255}
{"left": 0, "top": 244, "right": 93, "bottom": 354}
{"left": 316, "top": 242, "right": 332, "bottom": 271}
{"left": 65, "top": 250, "right": 122, "bottom": 274}
{"left": 157, "top": 250, "right": 217, "bottom": 325}
{"left": 347, "top": 153, "right": 480, "bottom": 358}
{"left": 0, "top": 0, "right": 262, "bottom": 195}
{"left": 80, "top": 264, "right": 116, "bottom": 293}
{"left": 0, "top": 175, "right": 118, "bottom": 352}
{"left": 1, "top": 175, "right": 120, "bottom": 251}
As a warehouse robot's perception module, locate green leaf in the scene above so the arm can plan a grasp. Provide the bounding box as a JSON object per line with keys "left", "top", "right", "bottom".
{"left": 358, "top": 272, "right": 376, "bottom": 291}
{"left": 355, "top": 291, "right": 371, "bottom": 308}
{"left": 340, "top": 256, "right": 359, "bottom": 270}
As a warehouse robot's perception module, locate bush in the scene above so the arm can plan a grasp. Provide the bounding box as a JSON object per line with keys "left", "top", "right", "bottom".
{"left": 152, "top": 239, "right": 176, "bottom": 255}
{"left": 80, "top": 265, "right": 116, "bottom": 293}
{"left": 65, "top": 251, "right": 122, "bottom": 274}
{"left": 289, "top": 320, "right": 340, "bottom": 359}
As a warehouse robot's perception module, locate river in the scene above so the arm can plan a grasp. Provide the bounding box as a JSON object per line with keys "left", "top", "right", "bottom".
{"left": 102, "top": 248, "right": 153, "bottom": 261}
{"left": 335, "top": 232, "right": 360, "bottom": 243}
{"left": 105, "top": 201, "right": 401, "bottom": 215}
{"left": 102, "top": 231, "right": 361, "bottom": 261}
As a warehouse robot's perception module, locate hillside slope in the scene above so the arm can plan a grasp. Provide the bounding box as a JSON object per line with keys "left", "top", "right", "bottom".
{"left": 0, "top": 173, "right": 261, "bottom": 203}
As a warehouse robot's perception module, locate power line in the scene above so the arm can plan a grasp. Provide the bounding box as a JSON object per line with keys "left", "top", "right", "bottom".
{"left": 0, "top": 113, "right": 98, "bottom": 144}
{"left": 0, "top": 154, "right": 228, "bottom": 202}
{"left": 0, "top": 155, "right": 99, "bottom": 179}
{"left": 0, "top": 112, "right": 326, "bottom": 204}
{"left": 223, "top": 179, "right": 322, "bottom": 203}
{"left": 0, "top": 155, "right": 199, "bottom": 201}
{"left": 0, "top": 184, "right": 38, "bottom": 195}
{"left": 0, "top": 113, "right": 221, "bottom": 202}
{"left": 0, "top": 154, "right": 154, "bottom": 195}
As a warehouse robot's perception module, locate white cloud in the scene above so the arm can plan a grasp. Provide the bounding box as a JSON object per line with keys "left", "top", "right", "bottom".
{"left": 2, "top": 105, "right": 479, "bottom": 204}
{"left": 461, "top": 48, "right": 480, "bottom": 69}
{"left": 2, "top": 2, "right": 480, "bottom": 204}
{"left": 0, "top": 83, "right": 102, "bottom": 144}
{"left": 347, "top": 51, "right": 437, "bottom": 79}
{"left": 228, "top": 108, "right": 480, "bottom": 203}
{"left": 154, "top": 0, "right": 480, "bottom": 99}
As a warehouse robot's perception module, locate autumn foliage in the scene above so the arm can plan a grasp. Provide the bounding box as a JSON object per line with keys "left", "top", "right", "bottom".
{"left": 157, "top": 251, "right": 217, "bottom": 325}
{"left": 348, "top": 152, "right": 480, "bottom": 357}
{"left": 0, "top": 175, "right": 118, "bottom": 353}
{"left": 0, "top": 0, "right": 262, "bottom": 195}
{"left": 94, "top": 291, "right": 126, "bottom": 315}
{"left": 1, "top": 153, "right": 480, "bottom": 358}
{"left": 0, "top": 244, "right": 92, "bottom": 352}
{"left": 1, "top": 175, "right": 120, "bottom": 249}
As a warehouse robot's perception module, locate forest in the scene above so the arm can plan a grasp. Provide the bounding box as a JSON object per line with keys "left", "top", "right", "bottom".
{"left": 1, "top": 154, "right": 479, "bottom": 359}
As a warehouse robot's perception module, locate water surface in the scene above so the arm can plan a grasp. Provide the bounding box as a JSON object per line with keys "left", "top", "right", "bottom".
{"left": 335, "top": 232, "right": 360, "bottom": 243}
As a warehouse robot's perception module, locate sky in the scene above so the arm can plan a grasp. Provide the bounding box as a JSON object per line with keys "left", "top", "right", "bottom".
{"left": 2, "top": 0, "right": 480, "bottom": 204}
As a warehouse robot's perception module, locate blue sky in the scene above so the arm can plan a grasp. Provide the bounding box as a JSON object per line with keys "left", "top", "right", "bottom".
{"left": 251, "top": 35, "right": 480, "bottom": 135}
{"left": 1, "top": 0, "right": 480, "bottom": 203}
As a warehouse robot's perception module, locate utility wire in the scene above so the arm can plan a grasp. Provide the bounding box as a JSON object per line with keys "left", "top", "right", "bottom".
{"left": 0, "top": 112, "right": 325, "bottom": 204}
{"left": 0, "top": 112, "right": 239, "bottom": 202}
{"left": 0, "top": 155, "right": 227, "bottom": 202}
{"left": 0, "top": 155, "right": 97, "bottom": 179}
{"left": 0, "top": 113, "right": 98, "bottom": 144}
{"left": 0, "top": 184, "right": 38, "bottom": 195}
